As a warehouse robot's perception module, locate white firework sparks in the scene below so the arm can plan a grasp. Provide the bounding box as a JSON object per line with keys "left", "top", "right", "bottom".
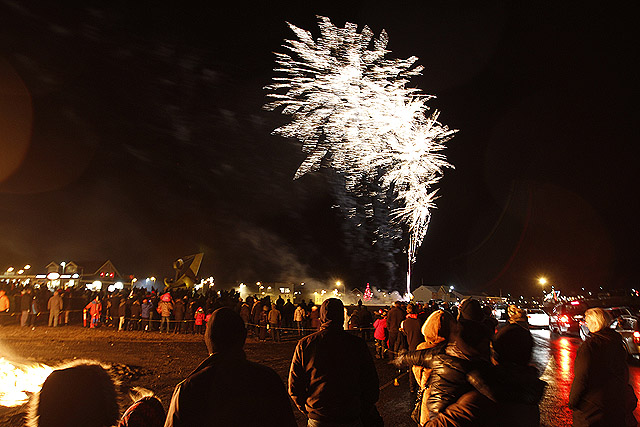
{"left": 265, "top": 16, "right": 456, "bottom": 293}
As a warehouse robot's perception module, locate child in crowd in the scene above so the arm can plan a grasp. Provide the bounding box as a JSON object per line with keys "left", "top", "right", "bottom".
{"left": 194, "top": 307, "right": 206, "bottom": 334}
{"left": 373, "top": 309, "right": 388, "bottom": 359}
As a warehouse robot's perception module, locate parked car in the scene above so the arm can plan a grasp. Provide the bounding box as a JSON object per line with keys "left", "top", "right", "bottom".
{"left": 578, "top": 306, "right": 640, "bottom": 360}
{"left": 548, "top": 300, "right": 588, "bottom": 336}
{"left": 526, "top": 308, "right": 550, "bottom": 328}
{"left": 492, "top": 304, "right": 508, "bottom": 322}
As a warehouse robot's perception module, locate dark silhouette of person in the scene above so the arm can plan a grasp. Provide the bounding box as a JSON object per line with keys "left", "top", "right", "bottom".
{"left": 27, "top": 361, "right": 119, "bottom": 427}
{"left": 164, "top": 307, "right": 296, "bottom": 427}
{"left": 289, "top": 298, "right": 382, "bottom": 426}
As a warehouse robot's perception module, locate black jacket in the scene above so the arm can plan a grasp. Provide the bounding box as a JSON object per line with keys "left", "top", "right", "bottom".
{"left": 422, "top": 362, "right": 546, "bottom": 427}
{"left": 288, "top": 323, "right": 380, "bottom": 424}
{"left": 165, "top": 350, "right": 296, "bottom": 427}
{"left": 395, "top": 342, "right": 492, "bottom": 417}
{"left": 387, "top": 306, "right": 405, "bottom": 332}
{"left": 467, "top": 363, "right": 546, "bottom": 427}
{"left": 569, "top": 328, "right": 636, "bottom": 427}
{"left": 402, "top": 316, "right": 424, "bottom": 351}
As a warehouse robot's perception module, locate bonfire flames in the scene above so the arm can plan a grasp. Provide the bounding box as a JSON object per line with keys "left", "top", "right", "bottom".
{"left": 0, "top": 357, "right": 53, "bottom": 407}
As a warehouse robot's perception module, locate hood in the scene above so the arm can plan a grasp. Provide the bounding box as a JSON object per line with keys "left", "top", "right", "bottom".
{"left": 422, "top": 310, "right": 454, "bottom": 346}
{"left": 320, "top": 298, "right": 344, "bottom": 329}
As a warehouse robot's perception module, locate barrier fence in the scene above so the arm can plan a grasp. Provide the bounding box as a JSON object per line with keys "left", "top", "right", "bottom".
{"left": 0, "top": 310, "right": 410, "bottom": 391}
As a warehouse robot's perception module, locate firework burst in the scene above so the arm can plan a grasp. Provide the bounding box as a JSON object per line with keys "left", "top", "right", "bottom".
{"left": 265, "top": 16, "right": 456, "bottom": 294}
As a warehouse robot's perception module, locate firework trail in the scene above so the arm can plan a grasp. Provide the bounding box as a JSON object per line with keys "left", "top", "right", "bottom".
{"left": 265, "top": 16, "right": 456, "bottom": 294}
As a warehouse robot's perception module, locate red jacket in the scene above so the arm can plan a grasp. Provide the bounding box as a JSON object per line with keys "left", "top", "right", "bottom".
{"left": 85, "top": 300, "right": 102, "bottom": 317}
{"left": 194, "top": 311, "right": 205, "bottom": 325}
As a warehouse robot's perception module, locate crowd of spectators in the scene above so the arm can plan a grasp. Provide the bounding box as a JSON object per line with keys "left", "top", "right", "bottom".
{"left": 4, "top": 283, "right": 638, "bottom": 426}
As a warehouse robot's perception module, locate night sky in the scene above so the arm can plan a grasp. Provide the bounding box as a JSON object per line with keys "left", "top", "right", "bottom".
{"left": 0, "top": 1, "right": 637, "bottom": 296}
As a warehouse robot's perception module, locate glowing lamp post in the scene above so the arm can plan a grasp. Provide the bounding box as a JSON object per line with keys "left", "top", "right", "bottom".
{"left": 538, "top": 277, "right": 556, "bottom": 302}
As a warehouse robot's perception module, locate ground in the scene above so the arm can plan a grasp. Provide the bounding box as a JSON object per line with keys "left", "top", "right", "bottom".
{"left": 0, "top": 325, "right": 412, "bottom": 426}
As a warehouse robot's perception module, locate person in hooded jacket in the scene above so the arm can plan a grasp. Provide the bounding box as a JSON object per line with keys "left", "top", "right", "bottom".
{"left": 411, "top": 310, "right": 455, "bottom": 425}
{"left": 141, "top": 298, "right": 152, "bottom": 331}
{"left": 569, "top": 307, "right": 637, "bottom": 427}
{"left": 387, "top": 301, "right": 405, "bottom": 355}
{"left": 507, "top": 305, "right": 529, "bottom": 329}
{"left": 404, "top": 321, "right": 546, "bottom": 427}
{"left": 401, "top": 303, "right": 425, "bottom": 393}
{"left": 393, "top": 315, "right": 493, "bottom": 419}
{"left": 464, "top": 323, "right": 546, "bottom": 427}
{"left": 289, "top": 298, "right": 382, "bottom": 427}
{"left": 165, "top": 307, "right": 296, "bottom": 427}
{"left": 172, "top": 297, "right": 185, "bottom": 333}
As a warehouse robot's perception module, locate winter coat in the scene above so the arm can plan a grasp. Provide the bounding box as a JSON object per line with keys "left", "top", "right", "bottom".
{"left": 309, "top": 308, "right": 320, "bottom": 329}
{"left": 251, "top": 301, "right": 262, "bottom": 324}
{"left": 401, "top": 315, "right": 424, "bottom": 351}
{"left": 239, "top": 303, "right": 250, "bottom": 323}
{"left": 109, "top": 295, "right": 120, "bottom": 317}
{"left": 268, "top": 308, "right": 281, "bottom": 325}
{"left": 283, "top": 301, "right": 295, "bottom": 323}
{"left": 569, "top": 327, "right": 637, "bottom": 427}
{"left": 20, "top": 292, "right": 33, "bottom": 311}
{"left": 194, "top": 311, "right": 205, "bottom": 326}
{"left": 395, "top": 341, "right": 492, "bottom": 418}
{"left": 173, "top": 299, "right": 185, "bottom": 321}
{"left": 48, "top": 294, "right": 63, "bottom": 312}
{"left": 294, "top": 306, "right": 305, "bottom": 322}
{"left": 467, "top": 363, "right": 546, "bottom": 427}
{"left": 118, "top": 300, "right": 127, "bottom": 317}
{"left": 85, "top": 300, "right": 102, "bottom": 317}
{"left": 373, "top": 318, "right": 387, "bottom": 341}
{"left": 130, "top": 300, "right": 141, "bottom": 318}
{"left": 165, "top": 350, "right": 297, "bottom": 427}
{"left": 412, "top": 310, "right": 454, "bottom": 425}
{"left": 422, "top": 363, "right": 546, "bottom": 427}
{"left": 0, "top": 294, "right": 9, "bottom": 312}
{"left": 140, "top": 301, "right": 152, "bottom": 319}
{"left": 159, "top": 300, "right": 173, "bottom": 317}
{"left": 359, "top": 306, "right": 373, "bottom": 328}
{"left": 288, "top": 322, "right": 380, "bottom": 424}
{"left": 258, "top": 310, "right": 268, "bottom": 326}
{"left": 387, "top": 306, "right": 405, "bottom": 332}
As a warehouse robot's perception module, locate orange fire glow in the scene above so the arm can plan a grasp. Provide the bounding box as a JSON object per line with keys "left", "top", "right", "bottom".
{"left": 0, "top": 357, "right": 53, "bottom": 407}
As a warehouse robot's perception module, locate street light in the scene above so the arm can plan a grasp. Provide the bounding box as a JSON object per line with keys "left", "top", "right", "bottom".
{"left": 538, "top": 276, "right": 557, "bottom": 302}
{"left": 335, "top": 281, "right": 345, "bottom": 298}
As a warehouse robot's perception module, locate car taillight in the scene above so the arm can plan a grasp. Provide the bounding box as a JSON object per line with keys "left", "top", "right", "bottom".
{"left": 559, "top": 315, "right": 569, "bottom": 324}
{"left": 633, "top": 331, "right": 640, "bottom": 344}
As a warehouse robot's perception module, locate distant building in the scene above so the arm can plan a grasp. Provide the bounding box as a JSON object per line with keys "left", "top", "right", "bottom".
{"left": 411, "top": 285, "right": 466, "bottom": 303}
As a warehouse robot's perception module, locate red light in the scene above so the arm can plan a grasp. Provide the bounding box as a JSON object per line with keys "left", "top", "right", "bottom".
{"left": 559, "top": 315, "right": 569, "bottom": 324}
{"left": 570, "top": 301, "right": 580, "bottom": 306}
{"left": 634, "top": 331, "right": 640, "bottom": 344}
